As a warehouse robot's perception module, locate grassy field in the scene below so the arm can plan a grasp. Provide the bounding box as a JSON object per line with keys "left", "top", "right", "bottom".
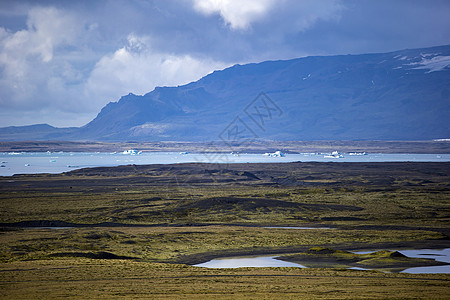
{"left": 0, "top": 162, "right": 449, "bottom": 298}
{"left": 1, "top": 260, "right": 449, "bottom": 299}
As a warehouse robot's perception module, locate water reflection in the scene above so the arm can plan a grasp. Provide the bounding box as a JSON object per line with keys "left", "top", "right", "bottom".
{"left": 402, "top": 265, "right": 450, "bottom": 274}
{"left": 195, "top": 249, "right": 450, "bottom": 273}
{"left": 264, "top": 227, "right": 333, "bottom": 230}
{"left": 194, "top": 256, "right": 306, "bottom": 269}
{"left": 400, "top": 249, "right": 450, "bottom": 274}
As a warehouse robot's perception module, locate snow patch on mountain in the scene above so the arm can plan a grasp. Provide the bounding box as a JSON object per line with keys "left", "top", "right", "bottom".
{"left": 408, "top": 55, "right": 450, "bottom": 72}
{"left": 394, "top": 55, "right": 408, "bottom": 60}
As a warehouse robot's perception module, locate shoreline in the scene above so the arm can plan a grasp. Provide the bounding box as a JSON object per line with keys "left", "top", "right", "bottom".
{"left": 1, "top": 140, "right": 449, "bottom": 154}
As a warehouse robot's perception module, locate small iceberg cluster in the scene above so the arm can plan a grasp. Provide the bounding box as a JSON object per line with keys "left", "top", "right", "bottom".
{"left": 324, "top": 151, "right": 343, "bottom": 158}
{"left": 122, "top": 149, "right": 142, "bottom": 155}
{"left": 263, "top": 150, "right": 285, "bottom": 157}
{"left": 348, "top": 152, "right": 367, "bottom": 156}
{"left": 8, "top": 152, "right": 22, "bottom": 155}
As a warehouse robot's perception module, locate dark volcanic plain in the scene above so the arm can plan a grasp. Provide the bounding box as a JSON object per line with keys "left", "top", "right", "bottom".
{"left": 0, "top": 161, "right": 449, "bottom": 298}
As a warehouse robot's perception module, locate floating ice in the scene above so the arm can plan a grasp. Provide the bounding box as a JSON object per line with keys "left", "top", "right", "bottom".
{"left": 263, "top": 150, "right": 285, "bottom": 157}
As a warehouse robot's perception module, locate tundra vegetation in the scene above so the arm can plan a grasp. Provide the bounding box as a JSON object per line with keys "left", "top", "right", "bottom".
{"left": 0, "top": 162, "right": 449, "bottom": 298}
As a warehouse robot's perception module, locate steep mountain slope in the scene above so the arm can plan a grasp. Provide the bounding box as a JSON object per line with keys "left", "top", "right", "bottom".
{"left": 1, "top": 45, "right": 449, "bottom": 141}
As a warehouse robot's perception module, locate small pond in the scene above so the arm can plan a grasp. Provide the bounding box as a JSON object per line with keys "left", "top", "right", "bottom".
{"left": 26, "top": 227, "right": 74, "bottom": 230}
{"left": 263, "top": 227, "right": 333, "bottom": 230}
{"left": 194, "top": 248, "right": 450, "bottom": 274}
{"left": 400, "top": 249, "right": 450, "bottom": 274}
{"left": 352, "top": 248, "right": 450, "bottom": 273}
{"left": 194, "top": 256, "right": 306, "bottom": 269}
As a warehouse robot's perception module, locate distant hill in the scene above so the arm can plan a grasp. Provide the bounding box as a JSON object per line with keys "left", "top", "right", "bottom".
{"left": 0, "top": 124, "right": 77, "bottom": 141}
{"left": 1, "top": 45, "right": 449, "bottom": 142}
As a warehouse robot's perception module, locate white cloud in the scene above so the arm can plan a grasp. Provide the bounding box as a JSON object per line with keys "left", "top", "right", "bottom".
{"left": 192, "top": 0, "right": 275, "bottom": 30}
{"left": 0, "top": 6, "right": 83, "bottom": 109}
{"left": 0, "top": 5, "right": 229, "bottom": 127}
{"left": 25, "top": 7, "right": 80, "bottom": 62}
{"left": 0, "top": 6, "right": 79, "bottom": 66}
{"left": 192, "top": 0, "right": 344, "bottom": 32}
{"left": 85, "top": 34, "right": 227, "bottom": 104}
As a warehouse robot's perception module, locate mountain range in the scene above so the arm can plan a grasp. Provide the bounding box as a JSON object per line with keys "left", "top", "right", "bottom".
{"left": 1, "top": 45, "right": 449, "bottom": 142}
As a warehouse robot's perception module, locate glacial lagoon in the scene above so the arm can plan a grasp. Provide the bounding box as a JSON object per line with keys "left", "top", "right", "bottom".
{"left": 1, "top": 151, "right": 449, "bottom": 176}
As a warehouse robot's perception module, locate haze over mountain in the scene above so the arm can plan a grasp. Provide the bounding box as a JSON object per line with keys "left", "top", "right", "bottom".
{"left": 1, "top": 45, "right": 449, "bottom": 142}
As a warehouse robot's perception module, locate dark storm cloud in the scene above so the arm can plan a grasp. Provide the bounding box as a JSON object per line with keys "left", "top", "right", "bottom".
{"left": 297, "top": 0, "right": 450, "bottom": 55}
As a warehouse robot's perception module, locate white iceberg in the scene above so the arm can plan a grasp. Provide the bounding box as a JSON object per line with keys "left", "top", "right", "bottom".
{"left": 122, "top": 149, "right": 142, "bottom": 155}
{"left": 263, "top": 150, "right": 285, "bottom": 157}
{"left": 324, "top": 151, "right": 343, "bottom": 158}
{"left": 348, "top": 152, "right": 367, "bottom": 156}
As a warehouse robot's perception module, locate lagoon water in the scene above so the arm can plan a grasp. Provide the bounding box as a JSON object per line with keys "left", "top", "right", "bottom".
{"left": 1, "top": 151, "right": 449, "bottom": 176}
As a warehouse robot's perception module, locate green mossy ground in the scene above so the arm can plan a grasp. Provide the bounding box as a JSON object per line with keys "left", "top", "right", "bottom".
{"left": 1, "top": 259, "right": 449, "bottom": 299}
{"left": 0, "top": 162, "right": 449, "bottom": 298}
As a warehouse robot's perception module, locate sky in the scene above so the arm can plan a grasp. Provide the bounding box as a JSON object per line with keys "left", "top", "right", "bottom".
{"left": 0, "top": 0, "right": 449, "bottom": 128}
